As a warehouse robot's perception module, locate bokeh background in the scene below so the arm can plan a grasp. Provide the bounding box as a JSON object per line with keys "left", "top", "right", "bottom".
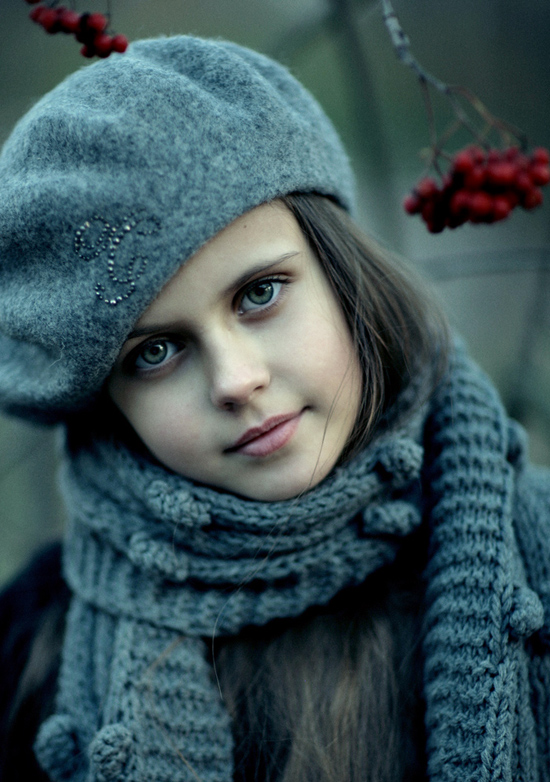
{"left": 1, "top": 0, "right": 549, "bottom": 585}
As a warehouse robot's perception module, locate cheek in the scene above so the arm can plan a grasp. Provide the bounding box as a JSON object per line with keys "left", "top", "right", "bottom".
{"left": 292, "top": 308, "right": 359, "bottom": 392}
{"left": 123, "top": 390, "right": 205, "bottom": 469}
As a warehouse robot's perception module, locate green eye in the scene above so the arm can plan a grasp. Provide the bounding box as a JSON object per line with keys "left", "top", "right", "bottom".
{"left": 248, "top": 282, "right": 274, "bottom": 304}
{"left": 241, "top": 280, "right": 283, "bottom": 312}
{"left": 135, "top": 340, "right": 177, "bottom": 369}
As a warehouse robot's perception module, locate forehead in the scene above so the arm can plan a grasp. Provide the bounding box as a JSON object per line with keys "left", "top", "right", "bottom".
{"left": 135, "top": 202, "right": 307, "bottom": 327}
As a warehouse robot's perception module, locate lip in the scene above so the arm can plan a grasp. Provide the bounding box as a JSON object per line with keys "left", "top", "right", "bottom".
{"left": 226, "top": 411, "right": 303, "bottom": 457}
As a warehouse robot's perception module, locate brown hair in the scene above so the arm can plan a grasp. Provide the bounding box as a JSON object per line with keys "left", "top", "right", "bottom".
{"left": 281, "top": 192, "right": 448, "bottom": 459}
{"left": 215, "top": 529, "right": 428, "bottom": 782}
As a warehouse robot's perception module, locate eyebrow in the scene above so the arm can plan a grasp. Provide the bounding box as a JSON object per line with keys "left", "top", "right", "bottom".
{"left": 125, "top": 251, "right": 300, "bottom": 341}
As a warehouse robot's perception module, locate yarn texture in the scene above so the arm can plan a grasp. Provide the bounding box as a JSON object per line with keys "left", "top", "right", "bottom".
{"left": 34, "top": 344, "right": 550, "bottom": 781}
{"left": 0, "top": 36, "right": 354, "bottom": 423}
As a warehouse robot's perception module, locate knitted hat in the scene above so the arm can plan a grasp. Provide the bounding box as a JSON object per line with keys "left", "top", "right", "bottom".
{"left": 0, "top": 36, "right": 354, "bottom": 423}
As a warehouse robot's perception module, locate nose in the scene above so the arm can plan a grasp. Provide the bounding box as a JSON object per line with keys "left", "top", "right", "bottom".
{"left": 207, "top": 331, "right": 270, "bottom": 410}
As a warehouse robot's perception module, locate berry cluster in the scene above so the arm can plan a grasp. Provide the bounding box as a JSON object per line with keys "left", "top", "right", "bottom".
{"left": 404, "top": 146, "right": 550, "bottom": 233}
{"left": 27, "top": 1, "right": 128, "bottom": 58}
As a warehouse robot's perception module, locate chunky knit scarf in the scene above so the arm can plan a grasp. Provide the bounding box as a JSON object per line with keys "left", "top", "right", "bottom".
{"left": 34, "top": 401, "right": 425, "bottom": 781}
{"left": 35, "top": 346, "right": 550, "bottom": 782}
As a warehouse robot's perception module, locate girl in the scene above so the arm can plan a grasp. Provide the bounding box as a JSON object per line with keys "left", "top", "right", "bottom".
{"left": 1, "top": 34, "right": 550, "bottom": 782}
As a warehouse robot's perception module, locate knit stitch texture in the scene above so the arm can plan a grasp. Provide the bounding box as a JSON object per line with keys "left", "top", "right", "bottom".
{"left": 35, "top": 404, "right": 424, "bottom": 782}
{"left": 34, "top": 345, "right": 550, "bottom": 781}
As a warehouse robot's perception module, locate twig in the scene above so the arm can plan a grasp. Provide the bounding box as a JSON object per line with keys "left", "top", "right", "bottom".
{"left": 381, "top": 0, "right": 527, "bottom": 151}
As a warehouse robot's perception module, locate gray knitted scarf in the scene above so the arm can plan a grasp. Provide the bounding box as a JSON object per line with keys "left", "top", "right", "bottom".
{"left": 34, "top": 409, "right": 425, "bottom": 782}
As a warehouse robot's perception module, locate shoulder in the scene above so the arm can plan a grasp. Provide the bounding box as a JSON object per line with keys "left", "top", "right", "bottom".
{"left": 0, "top": 542, "right": 70, "bottom": 781}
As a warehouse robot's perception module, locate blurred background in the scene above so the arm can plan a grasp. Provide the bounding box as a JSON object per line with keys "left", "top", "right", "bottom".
{"left": 1, "top": 0, "right": 549, "bottom": 585}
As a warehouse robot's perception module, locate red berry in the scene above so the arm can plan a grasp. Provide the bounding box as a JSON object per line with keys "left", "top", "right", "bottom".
{"left": 58, "top": 8, "right": 81, "bottom": 33}
{"left": 486, "top": 161, "right": 516, "bottom": 188}
{"left": 447, "top": 211, "right": 468, "bottom": 229}
{"left": 80, "top": 43, "right": 96, "bottom": 58}
{"left": 530, "top": 164, "right": 550, "bottom": 187}
{"left": 515, "top": 153, "right": 530, "bottom": 172}
{"left": 532, "top": 147, "right": 550, "bottom": 166}
{"left": 449, "top": 190, "right": 470, "bottom": 217}
{"left": 468, "top": 145, "right": 486, "bottom": 164}
{"left": 523, "top": 188, "right": 543, "bottom": 210}
{"left": 493, "top": 196, "right": 512, "bottom": 222}
{"left": 39, "top": 8, "right": 61, "bottom": 33}
{"left": 504, "top": 147, "right": 520, "bottom": 162}
{"left": 453, "top": 150, "right": 475, "bottom": 175}
{"left": 111, "top": 34, "right": 129, "bottom": 53}
{"left": 426, "top": 218, "right": 445, "bottom": 234}
{"left": 464, "top": 165, "right": 486, "bottom": 190}
{"left": 94, "top": 33, "right": 113, "bottom": 57}
{"left": 515, "top": 171, "right": 533, "bottom": 193}
{"left": 29, "top": 5, "right": 46, "bottom": 22}
{"left": 86, "top": 12, "right": 108, "bottom": 33}
{"left": 421, "top": 201, "right": 436, "bottom": 222}
{"left": 469, "top": 191, "right": 493, "bottom": 221}
{"left": 415, "top": 177, "right": 439, "bottom": 200}
{"left": 403, "top": 194, "right": 421, "bottom": 215}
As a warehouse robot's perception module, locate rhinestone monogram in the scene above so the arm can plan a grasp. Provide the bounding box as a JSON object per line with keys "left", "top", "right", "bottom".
{"left": 74, "top": 212, "right": 161, "bottom": 306}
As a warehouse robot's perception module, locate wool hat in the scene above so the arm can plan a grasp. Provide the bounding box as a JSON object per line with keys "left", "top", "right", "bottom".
{"left": 0, "top": 35, "right": 355, "bottom": 423}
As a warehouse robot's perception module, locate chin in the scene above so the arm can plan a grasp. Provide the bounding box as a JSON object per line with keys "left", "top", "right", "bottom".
{"left": 232, "top": 463, "right": 335, "bottom": 503}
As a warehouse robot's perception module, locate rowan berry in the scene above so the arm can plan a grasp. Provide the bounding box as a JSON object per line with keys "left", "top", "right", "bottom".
{"left": 530, "top": 164, "right": 550, "bottom": 187}
{"left": 80, "top": 43, "right": 96, "bottom": 58}
{"left": 403, "top": 194, "right": 421, "bottom": 215}
{"left": 111, "top": 34, "right": 129, "bottom": 53}
{"left": 523, "top": 188, "right": 543, "bottom": 210}
{"left": 504, "top": 147, "right": 520, "bottom": 162}
{"left": 493, "top": 196, "right": 512, "bottom": 222}
{"left": 39, "top": 7, "right": 61, "bottom": 33}
{"left": 404, "top": 144, "right": 549, "bottom": 232}
{"left": 453, "top": 150, "right": 475, "bottom": 175}
{"left": 86, "top": 12, "right": 108, "bottom": 33}
{"left": 469, "top": 191, "right": 493, "bottom": 221}
{"left": 94, "top": 33, "right": 113, "bottom": 57}
{"left": 515, "top": 171, "right": 533, "bottom": 194}
{"left": 464, "top": 165, "right": 486, "bottom": 191}
{"left": 468, "top": 145, "right": 486, "bottom": 164}
{"left": 415, "top": 177, "right": 438, "bottom": 200}
{"left": 486, "top": 161, "right": 516, "bottom": 188}
{"left": 532, "top": 147, "right": 550, "bottom": 165}
{"left": 29, "top": 5, "right": 46, "bottom": 23}
{"left": 58, "top": 8, "right": 81, "bottom": 34}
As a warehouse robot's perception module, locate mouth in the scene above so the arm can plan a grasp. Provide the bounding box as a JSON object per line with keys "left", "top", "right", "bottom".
{"left": 225, "top": 411, "right": 304, "bottom": 458}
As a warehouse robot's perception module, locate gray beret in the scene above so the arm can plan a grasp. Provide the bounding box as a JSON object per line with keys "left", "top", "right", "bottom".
{"left": 0, "top": 35, "right": 355, "bottom": 423}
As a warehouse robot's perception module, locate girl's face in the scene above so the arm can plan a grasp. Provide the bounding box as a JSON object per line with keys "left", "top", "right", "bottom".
{"left": 108, "top": 202, "right": 362, "bottom": 501}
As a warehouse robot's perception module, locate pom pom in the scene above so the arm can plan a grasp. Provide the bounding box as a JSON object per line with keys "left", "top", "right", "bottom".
{"left": 374, "top": 439, "right": 424, "bottom": 487}
{"left": 90, "top": 723, "right": 133, "bottom": 782}
{"left": 129, "top": 532, "right": 190, "bottom": 581}
{"left": 34, "top": 714, "right": 82, "bottom": 780}
{"left": 508, "top": 586, "right": 544, "bottom": 639}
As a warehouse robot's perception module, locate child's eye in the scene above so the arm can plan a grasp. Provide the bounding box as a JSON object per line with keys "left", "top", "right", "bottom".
{"left": 239, "top": 278, "right": 286, "bottom": 314}
{"left": 133, "top": 339, "right": 181, "bottom": 371}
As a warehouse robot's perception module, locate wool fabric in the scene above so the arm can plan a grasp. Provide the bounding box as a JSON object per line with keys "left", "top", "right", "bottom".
{"left": 0, "top": 36, "right": 354, "bottom": 424}
{"left": 35, "top": 402, "right": 425, "bottom": 781}
{"left": 34, "top": 344, "right": 550, "bottom": 781}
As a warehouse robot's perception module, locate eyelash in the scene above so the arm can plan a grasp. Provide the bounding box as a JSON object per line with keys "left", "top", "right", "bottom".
{"left": 124, "top": 274, "right": 290, "bottom": 377}
{"left": 237, "top": 274, "right": 289, "bottom": 315}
